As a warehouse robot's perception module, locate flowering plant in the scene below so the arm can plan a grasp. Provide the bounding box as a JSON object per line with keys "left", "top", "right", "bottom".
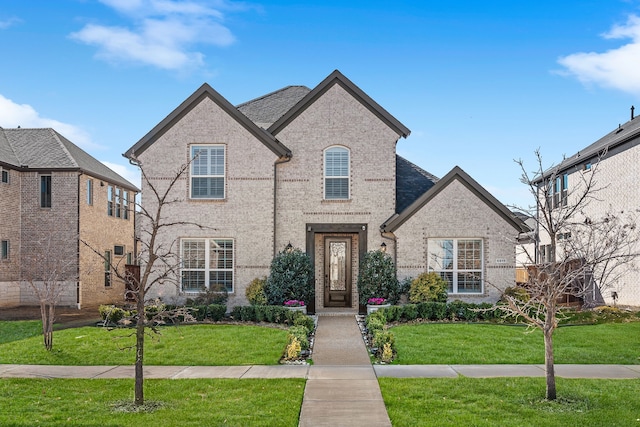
{"left": 367, "top": 297, "right": 387, "bottom": 305}
{"left": 284, "top": 299, "right": 305, "bottom": 307}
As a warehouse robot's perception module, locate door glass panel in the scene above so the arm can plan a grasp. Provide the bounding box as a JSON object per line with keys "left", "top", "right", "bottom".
{"left": 329, "top": 241, "right": 346, "bottom": 291}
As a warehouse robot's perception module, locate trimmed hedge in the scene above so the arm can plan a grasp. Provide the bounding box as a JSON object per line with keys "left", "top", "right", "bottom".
{"left": 378, "top": 301, "right": 503, "bottom": 323}
{"left": 231, "top": 305, "right": 310, "bottom": 325}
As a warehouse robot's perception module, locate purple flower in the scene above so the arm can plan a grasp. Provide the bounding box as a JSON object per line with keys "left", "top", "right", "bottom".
{"left": 284, "top": 300, "right": 305, "bottom": 307}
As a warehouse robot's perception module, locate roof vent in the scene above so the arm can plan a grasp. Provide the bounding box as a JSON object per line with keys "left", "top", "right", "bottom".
{"left": 616, "top": 124, "right": 624, "bottom": 134}
{"left": 632, "top": 105, "right": 635, "bottom": 120}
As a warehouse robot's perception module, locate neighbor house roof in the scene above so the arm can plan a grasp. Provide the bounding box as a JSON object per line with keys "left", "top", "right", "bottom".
{"left": 0, "top": 127, "right": 138, "bottom": 191}
{"left": 395, "top": 155, "right": 439, "bottom": 213}
{"left": 382, "top": 166, "right": 529, "bottom": 233}
{"left": 124, "top": 83, "right": 292, "bottom": 160}
{"left": 237, "top": 85, "right": 311, "bottom": 128}
{"left": 268, "top": 70, "right": 411, "bottom": 139}
{"left": 534, "top": 113, "right": 640, "bottom": 183}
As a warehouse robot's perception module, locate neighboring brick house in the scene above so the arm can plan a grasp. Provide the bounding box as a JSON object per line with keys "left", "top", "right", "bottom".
{"left": 0, "top": 127, "right": 138, "bottom": 308}
{"left": 125, "top": 70, "right": 527, "bottom": 311}
{"left": 533, "top": 110, "right": 640, "bottom": 306}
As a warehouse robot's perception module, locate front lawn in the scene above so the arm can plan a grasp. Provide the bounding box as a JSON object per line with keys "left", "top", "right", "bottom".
{"left": 0, "top": 322, "right": 288, "bottom": 365}
{"left": 392, "top": 322, "right": 640, "bottom": 364}
{"left": 1, "top": 378, "right": 305, "bottom": 426}
{"left": 380, "top": 377, "right": 640, "bottom": 426}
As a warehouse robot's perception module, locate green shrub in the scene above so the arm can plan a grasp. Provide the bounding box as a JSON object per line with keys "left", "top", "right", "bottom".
{"left": 288, "top": 325, "right": 310, "bottom": 350}
{"left": 357, "top": 250, "right": 400, "bottom": 305}
{"left": 293, "top": 314, "right": 315, "bottom": 332}
{"left": 401, "top": 304, "right": 418, "bottom": 321}
{"left": 98, "top": 305, "right": 128, "bottom": 324}
{"left": 246, "top": 277, "right": 268, "bottom": 306}
{"left": 501, "top": 286, "right": 530, "bottom": 303}
{"left": 398, "top": 277, "right": 413, "bottom": 300}
{"left": 144, "top": 302, "right": 166, "bottom": 320}
{"left": 409, "top": 272, "right": 448, "bottom": 303}
{"left": 239, "top": 306, "right": 256, "bottom": 322}
{"left": 366, "top": 317, "right": 385, "bottom": 334}
{"left": 266, "top": 306, "right": 288, "bottom": 323}
{"left": 186, "top": 285, "right": 229, "bottom": 306}
{"left": 384, "top": 305, "right": 402, "bottom": 323}
{"left": 254, "top": 305, "right": 268, "bottom": 322}
{"left": 207, "top": 304, "right": 226, "bottom": 321}
{"left": 373, "top": 329, "right": 395, "bottom": 351}
{"left": 432, "top": 302, "right": 448, "bottom": 320}
{"left": 192, "top": 305, "right": 208, "bottom": 321}
{"left": 265, "top": 247, "right": 314, "bottom": 305}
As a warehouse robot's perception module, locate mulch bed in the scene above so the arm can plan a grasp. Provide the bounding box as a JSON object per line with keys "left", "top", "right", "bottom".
{"left": 0, "top": 306, "right": 101, "bottom": 327}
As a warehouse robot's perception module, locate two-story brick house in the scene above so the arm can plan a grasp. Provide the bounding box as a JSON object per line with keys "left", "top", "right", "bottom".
{"left": 0, "top": 127, "right": 138, "bottom": 308}
{"left": 125, "top": 70, "right": 527, "bottom": 311}
{"left": 534, "top": 109, "right": 640, "bottom": 307}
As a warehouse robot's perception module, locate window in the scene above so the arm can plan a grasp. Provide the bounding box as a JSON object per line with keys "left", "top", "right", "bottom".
{"left": 324, "top": 147, "right": 350, "bottom": 199}
{"left": 40, "top": 175, "right": 51, "bottom": 208}
{"left": 181, "top": 238, "right": 234, "bottom": 293}
{"left": 107, "top": 185, "right": 114, "bottom": 216}
{"left": 126, "top": 252, "right": 133, "bottom": 265}
{"left": 123, "top": 191, "right": 129, "bottom": 220}
{"left": 1, "top": 240, "right": 8, "bottom": 260}
{"left": 87, "top": 179, "right": 93, "bottom": 205}
{"left": 114, "top": 245, "right": 125, "bottom": 256}
{"left": 584, "top": 162, "right": 592, "bottom": 171}
{"left": 553, "top": 174, "right": 568, "bottom": 208}
{"left": 1, "top": 168, "right": 8, "bottom": 183}
{"left": 540, "top": 244, "right": 554, "bottom": 263}
{"left": 104, "top": 250, "right": 112, "bottom": 287}
{"left": 115, "top": 188, "right": 121, "bottom": 218}
{"left": 191, "top": 145, "right": 225, "bottom": 199}
{"left": 427, "top": 239, "right": 483, "bottom": 294}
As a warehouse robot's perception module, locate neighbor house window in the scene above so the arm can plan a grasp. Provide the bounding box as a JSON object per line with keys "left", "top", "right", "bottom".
{"left": 107, "top": 185, "right": 114, "bottom": 216}
{"left": 181, "top": 238, "right": 234, "bottom": 293}
{"left": 324, "top": 146, "right": 350, "bottom": 199}
{"left": 40, "top": 175, "right": 51, "bottom": 208}
{"left": 115, "top": 188, "right": 121, "bottom": 218}
{"left": 553, "top": 173, "right": 568, "bottom": 208}
{"left": 114, "top": 245, "right": 125, "bottom": 256}
{"left": 1, "top": 240, "right": 9, "bottom": 260}
{"left": 427, "top": 239, "right": 483, "bottom": 294}
{"left": 123, "top": 191, "right": 129, "bottom": 220}
{"left": 87, "top": 179, "right": 93, "bottom": 205}
{"left": 104, "top": 250, "right": 112, "bottom": 287}
{"left": 1, "top": 168, "right": 8, "bottom": 183}
{"left": 191, "top": 145, "right": 225, "bottom": 199}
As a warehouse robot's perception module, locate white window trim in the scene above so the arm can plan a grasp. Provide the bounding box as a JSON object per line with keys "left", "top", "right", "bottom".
{"left": 180, "top": 238, "right": 234, "bottom": 293}
{"left": 427, "top": 238, "right": 484, "bottom": 294}
{"left": 190, "top": 144, "right": 226, "bottom": 200}
{"left": 324, "top": 146, "right": 350, "bottom": 200}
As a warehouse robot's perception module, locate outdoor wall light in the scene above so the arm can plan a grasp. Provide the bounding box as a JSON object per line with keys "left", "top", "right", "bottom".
{"left": 285, "top": 242, "right": 293, "bottom": 253}
{"left": 380, "top": 242, "right": 387, "bottom": 252}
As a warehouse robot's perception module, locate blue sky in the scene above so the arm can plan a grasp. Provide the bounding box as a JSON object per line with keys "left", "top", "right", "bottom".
{"left": 1, "top": 0, "right": 640, "bottom": 208}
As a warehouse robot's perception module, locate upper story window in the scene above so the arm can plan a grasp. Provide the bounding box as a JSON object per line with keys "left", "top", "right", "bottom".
{"left": 123, "top": 191, "right": 129, "bottom": 220}
{"left": 107, "top": 185, "right": 130, "bottom": 220}
{"left": 107, "top": 185, "right": 114, "bottom": 216}
{"left": 87, "top": 179, "right": 93, "bottom": 205}
{"left": 324, "top": 146, "right": 350, "bottom": 200}
{"left": 191, "top": 145, "right": 225, "bottom": 199}
{"left": 1, "top": 168, "right": 8, "bottom": 184}
{"left": 427, "top": 238, "right": 483, "bottom": 294}
{"left": 1, "top": 240, "right": 9, "bottom": 260}
{"left": 40, "top": 175, "right": 51, "bottom": 208}
{"left": 115, "top": 187, "right": 122, "bottom": 218}
{"left": 553, "top": 173, "right": 568, "bottom": 208}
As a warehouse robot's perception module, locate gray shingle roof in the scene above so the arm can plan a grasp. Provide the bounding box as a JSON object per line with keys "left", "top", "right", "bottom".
{"left": 396, "top": 155, "right": 439, "bottom": 213}
{"left": 536, "top": 114, "right": 640, "bottom": 182}
{"left": 237, "top": 85, "right": 311, "bottom": 128}
{"left": 0, "top": 127, "right": 137, "bottom": 191}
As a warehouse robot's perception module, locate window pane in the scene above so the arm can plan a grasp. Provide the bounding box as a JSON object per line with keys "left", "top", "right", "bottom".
{"left": 210, "top": 271, "right": 233, "bottom": 292}
{"left": 428, "top": 239, "right": 454, "bottom": 270}
{"left": 192, "top": 147, "right": 209, "bottom": 175}
{"left": 325, "top": 178, "right": 349, "bottom": 199}
{"left": 183, "top": 240, "right": 205, "bottom": 269}
{"left": 1, "top": 240, "right": 8, "bottom": 259}
{"left": 182, "top": 271, "right": 205, "bottom": 291}
{"left": 1, "top": 170, "right": 8, "bottom": 183}
{"left": 40, "top": 176, "right": 51, "bottom": 208}
{"left": 191, "top": 177, "right": 224, "bottom": 199}
{"left": 210, "top": 147, "right": 225, "bottom": 176}
{"left": 457, "top": 239, "right": 481, "bottom": 269}
{"left": 457, "top": 272, "right": 482, "bottom": 293}
{"left": 87, "top": 180, "right": 93, "bottom": 205}
{"left": 326, "top": 149, "right": 348, "bottom": 177}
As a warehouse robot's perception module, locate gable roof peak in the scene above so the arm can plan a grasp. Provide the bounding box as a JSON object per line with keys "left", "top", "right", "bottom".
{"left": 268, "top": 70, "right": 411, "bottom": 138}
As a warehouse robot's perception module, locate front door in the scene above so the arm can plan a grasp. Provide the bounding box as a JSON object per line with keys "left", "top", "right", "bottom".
{"left": 324, "top": 236, "right": 352, "bottom": 307}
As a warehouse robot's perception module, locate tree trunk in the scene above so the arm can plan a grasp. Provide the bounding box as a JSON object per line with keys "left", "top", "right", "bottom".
{"left": 543, "top": 320, "right": 557, "bottom": 400}
{"left": 41, "top": 302, "right": 54, "bottom": 351}
{"left": 134, "top": 290, "right": 145, "bottom": 406}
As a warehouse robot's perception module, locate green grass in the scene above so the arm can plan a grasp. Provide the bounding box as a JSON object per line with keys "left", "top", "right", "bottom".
{"left": 392, "top": 322, "right": 640, "bottom": 364}
{"left": 0, "top": 378, "right": 305, "bottom": 426}
{"left": 0, "top": 323, "right": 288, "bottom": 365}
{"left": 380, "top": 377, "right": 640, "bottom": 426}
{"left": 0, "top": 320, "right": 42, "bottom": 345}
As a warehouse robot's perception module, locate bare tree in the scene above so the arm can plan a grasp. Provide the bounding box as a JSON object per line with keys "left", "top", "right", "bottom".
{"left": 22, "top": 232, "right": 79, "bottom": 351}
{"left": 83, "top": 156, "right": 204, "bottom": 406}
{"left": 504, "top": 149, "right": 639, "bottom": 400}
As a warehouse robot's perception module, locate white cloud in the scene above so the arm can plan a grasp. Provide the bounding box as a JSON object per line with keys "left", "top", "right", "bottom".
{"left": 558, "top": 15, "right": 640, "bottom": 95}
{"left": 0, "top": 17, "right": 22, "bottom": 29}
{"left": 70, "top": 0, "right": 236, "bottom": 70}
{"left": 101, "top": 161, "right": 141, "bottom": 189}
{"left": 0, "top": 94, "right": 100, "bottom": 150}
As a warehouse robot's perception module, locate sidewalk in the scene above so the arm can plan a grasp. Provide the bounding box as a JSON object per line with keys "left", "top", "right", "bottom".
{"left": 1, "top": 363, "right": 639, "bottom": 380}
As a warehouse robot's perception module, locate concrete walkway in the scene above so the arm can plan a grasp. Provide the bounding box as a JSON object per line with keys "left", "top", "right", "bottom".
{"left": 298, "top": 315, "right": 391, "bottom": 427}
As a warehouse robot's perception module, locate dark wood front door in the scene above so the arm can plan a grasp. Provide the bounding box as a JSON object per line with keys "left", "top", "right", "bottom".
{"left": 324, "top": 236, "right": 352, "bottom": 307}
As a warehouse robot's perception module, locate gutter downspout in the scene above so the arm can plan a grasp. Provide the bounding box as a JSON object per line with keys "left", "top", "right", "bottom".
{"left": 273, "top": 154, "right": 292, "bottom": 257}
